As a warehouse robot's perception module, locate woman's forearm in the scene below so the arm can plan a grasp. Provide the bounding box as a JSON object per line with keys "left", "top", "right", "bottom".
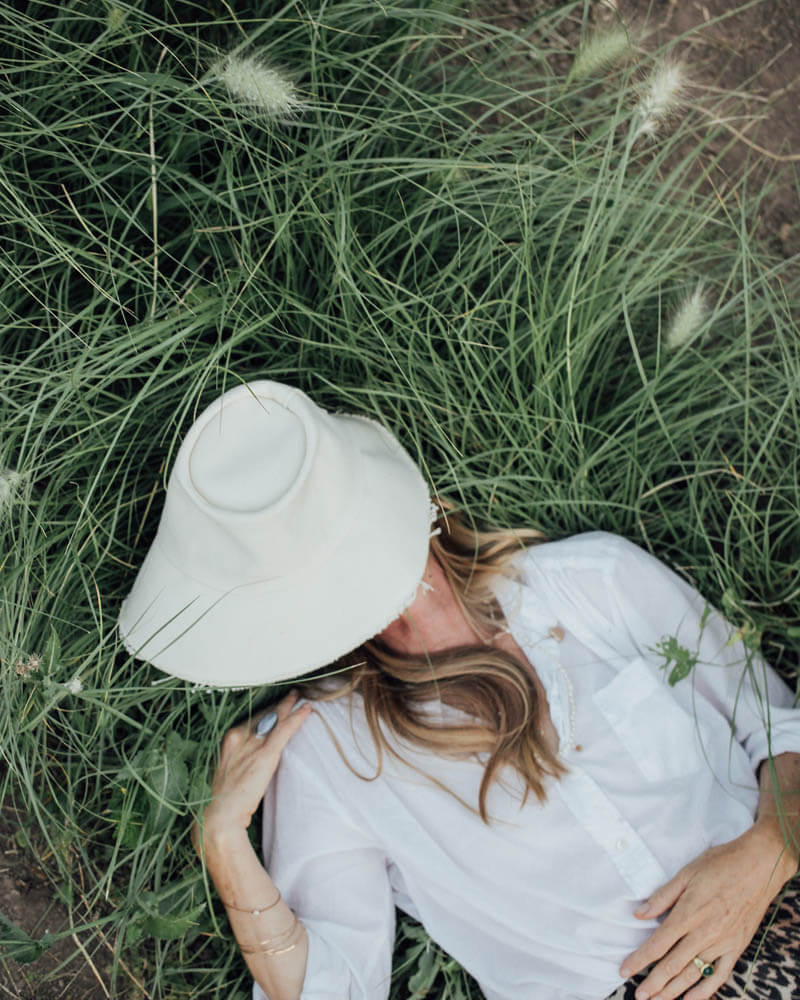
{"left": 202, "top": 826, "right": 309, "bottom": 1000}
{"left": 754, "top": 750, "right": 800, "bottom": 885}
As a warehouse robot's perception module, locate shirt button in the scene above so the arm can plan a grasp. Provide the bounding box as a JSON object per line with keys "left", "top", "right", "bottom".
{"left": 615, "top": 838, "right": 627, "bottom": 852}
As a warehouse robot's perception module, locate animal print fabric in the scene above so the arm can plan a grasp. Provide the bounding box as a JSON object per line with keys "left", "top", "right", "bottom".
{"left": 604, "top": 878, "right": 800, "bottom": 1000}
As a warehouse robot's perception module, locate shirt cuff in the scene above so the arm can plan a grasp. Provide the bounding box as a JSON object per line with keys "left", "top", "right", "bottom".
{"left": 744, "top": 706, "right": 800, "bottom": 770}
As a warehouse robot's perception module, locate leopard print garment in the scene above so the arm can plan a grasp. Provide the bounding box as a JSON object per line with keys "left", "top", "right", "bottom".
{"left": 604, "top": 879, "right": 800, "bottom": 1000}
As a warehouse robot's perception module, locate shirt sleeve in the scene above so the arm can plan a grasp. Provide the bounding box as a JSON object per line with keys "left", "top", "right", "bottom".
{"left": 597, "top": 531, "right": 800, "bottom": 768}
{"left": 252, "top": 742, "right": 395, "bottom": 1000}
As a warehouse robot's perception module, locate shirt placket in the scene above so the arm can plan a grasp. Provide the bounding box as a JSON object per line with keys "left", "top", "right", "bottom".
{"left": 555, "top": 767, "right": 667, "bottom": 899}
{"left": 497, "top": 578, "right": 669, "bottom": 901}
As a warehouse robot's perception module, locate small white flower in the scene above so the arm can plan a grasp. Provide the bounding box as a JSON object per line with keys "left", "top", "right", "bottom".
{"left": 632, "top": 60, "right": 687, "bottom": 141}
{"left": 210, "top": 52, "right": 303, "bottom": 119}
{"left": 65, "top": 676, "right": 83, "bottom": 695}
{"left": 570, "top": 26, "right": 631, "bottom": 81}
{"left": 665, "top": 284, "right": 709, "bottom": 349}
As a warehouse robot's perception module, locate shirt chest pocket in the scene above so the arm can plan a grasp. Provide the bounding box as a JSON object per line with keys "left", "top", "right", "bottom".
{"left": 593, "top": 657, "right": 707, "bottom": 782}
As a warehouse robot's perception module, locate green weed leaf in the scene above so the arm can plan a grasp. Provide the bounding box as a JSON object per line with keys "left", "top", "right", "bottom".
{"left": 408, "top": 944, "right": 441, "bottom": 996}
{"left": 652, "top": 635, "right": 698, "bottom": 686}
{"left": 0, "top": 911, "right": 53, "bottom": 964}
{"left": 135, "top": 876, "right": 208, "bottom": 941}
{"left": 128, "top": 732, "right": 198, "bottom": 836}
{"left": 141, "top": 902, "right": 208, "bottom": 941}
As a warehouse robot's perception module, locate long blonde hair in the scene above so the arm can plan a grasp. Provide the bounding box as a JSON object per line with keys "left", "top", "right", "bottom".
{"left": 300, "top": 502, "right": 566, "bottom": 823}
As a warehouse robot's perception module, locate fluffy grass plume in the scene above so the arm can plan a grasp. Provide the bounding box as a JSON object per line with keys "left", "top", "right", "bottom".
{"left": 570, "top": 25, "right": 631, "bottom": 80}
{"left": 665, "top": 284, "right": 709, "bottom": 349}
{"left": 633, "top": 59, "right": 687, "bottom": 139}
{"left": 0, "top": 467, "right": 21, "bottom": 516}
{"left": 210, "top": 51, "right": 303, "bottom": 117}
{"left": 105, "top": 5, "right": 127, "bottom": 32}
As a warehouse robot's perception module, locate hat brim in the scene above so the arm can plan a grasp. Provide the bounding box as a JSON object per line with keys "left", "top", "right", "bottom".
{"left": 118, "top": 415, "right": 431, "bottom": 687}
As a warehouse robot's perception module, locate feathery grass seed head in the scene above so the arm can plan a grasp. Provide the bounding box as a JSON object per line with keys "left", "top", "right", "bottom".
{"left": 105, "top": 6, "right": 127, "bottom": 32}
{"left": 0, "top": 467, "right": 22, "bottom": 515}
{"left": 633, "top": 60, "right": 687, "bottom": 140}
{"left": 665, "top": 283, "right": 709, "bottom": 349}
{"left": 210, "top": 52, "right": 303, "bottom": 119}
{"left": 570, "top": 26, "right": 631, "bottom": 81}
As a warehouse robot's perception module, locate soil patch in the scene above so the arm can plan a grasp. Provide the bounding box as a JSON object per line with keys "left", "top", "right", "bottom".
{"left": 0, "top": 811, "right": 113, "bottom": 1000}
{"left": 616, "top": 0, "right": 800, "bottom": 258}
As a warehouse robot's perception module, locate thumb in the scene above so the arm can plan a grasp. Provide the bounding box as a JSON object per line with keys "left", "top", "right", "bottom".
{"left": 634, "top": 867, "right": 689, "bottom": 919}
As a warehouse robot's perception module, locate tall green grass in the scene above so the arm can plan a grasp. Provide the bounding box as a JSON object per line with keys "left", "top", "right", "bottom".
{"left": 1, "top": 1, "right": 798, "bottom": 996}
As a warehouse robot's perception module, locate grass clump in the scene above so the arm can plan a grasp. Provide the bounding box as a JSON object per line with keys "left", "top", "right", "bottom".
{"left": 1, "top": 1, "right": 798, "bottom": 997}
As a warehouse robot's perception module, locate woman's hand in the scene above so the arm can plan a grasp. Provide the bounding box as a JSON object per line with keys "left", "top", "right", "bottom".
{"left": 194, "top": 690, "right": 313, "bottom": 853}
{"left": 619, "top": 823, "right": 796, "bottom": 1000}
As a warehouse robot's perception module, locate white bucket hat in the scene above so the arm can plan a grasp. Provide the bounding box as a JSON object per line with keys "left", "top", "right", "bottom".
{"left": 118, "top": 380, "right": 432, "bottom": 687}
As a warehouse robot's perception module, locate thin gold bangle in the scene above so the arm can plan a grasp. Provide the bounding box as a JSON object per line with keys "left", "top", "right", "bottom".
{"left": 240, "top": 918, "right": 301, "bottom": 955}
{"left": 241, "top": 941, "right": 300, "bottom": 957}
{"left": 221, "top": 889, "right": 282, "bottom": 916}
{"left": 240, "top": 940, "right": 296, "bottom": 954}
{"left": 263, "top": 941, "right": 299, "bottom": 956}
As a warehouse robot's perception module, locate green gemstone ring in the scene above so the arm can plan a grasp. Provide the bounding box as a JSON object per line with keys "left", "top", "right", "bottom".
{"left": 693, "top": 957, "right": 715, "bottom": 978}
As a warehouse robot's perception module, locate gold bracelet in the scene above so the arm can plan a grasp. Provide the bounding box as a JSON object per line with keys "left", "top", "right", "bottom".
{"left": 221, "top": 888, "right": 282, "bottom": 916}
{"left": 242, "top": 918, "right": 297, "bottom": 949}
{"left": 242, "top": 940, "right": 300, "bottom": 957}
{"left": 239, "top": 916, "right": 301, "bottom": 955}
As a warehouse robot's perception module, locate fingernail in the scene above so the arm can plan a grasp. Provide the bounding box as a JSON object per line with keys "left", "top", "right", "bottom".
{"left": 620, "top": 965, "right": 631, "bottom": 979}
{"left": 635, "top": 988, "right": 649, "bottom": 1000}
{"left": 634, "top": 904, "right": 650, "bottom": 917}
{"left": 255, "top": 712, "right": 278, "bottom": 737}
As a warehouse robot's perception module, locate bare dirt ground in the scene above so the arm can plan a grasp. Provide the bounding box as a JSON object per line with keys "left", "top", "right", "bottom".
{"left": 487, "top": 0, "right": 799, "bottom": 257}
{"left": 617, "top": 0, "right": 800, "bottom": 258}
{"left": 2, "top": 2, "right": 797, "bottom": 998}
{"left": 0, "top": 813, "right": 115, "bottom": 1000}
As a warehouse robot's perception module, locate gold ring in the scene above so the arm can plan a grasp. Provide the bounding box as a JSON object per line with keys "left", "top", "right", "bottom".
{"left": 692, "top": 956, "right": 715, "bottom": 978}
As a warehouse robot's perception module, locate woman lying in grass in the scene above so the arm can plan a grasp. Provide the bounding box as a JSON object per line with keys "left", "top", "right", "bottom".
{"left": 119, "top": 380, "right": 800, "bottom": 1000}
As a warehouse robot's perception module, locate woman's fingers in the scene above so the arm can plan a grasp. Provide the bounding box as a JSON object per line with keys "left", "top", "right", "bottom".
{"left": 273, "top": 688, "right": 301, "bottom": 719}
{"left": 635, "top": 949, "right": 733, "bottom": 1000}
{"left": 256, "top": 699, "right": 313, "bottom": 749}
{"left": 254, "top": 710, "right": 279, "bottom": 737}
{"left": 635, "top": 937, "right": 714, "bottom": 1000}
{"left": 634, "top": 868, "right": 690, "bottom": 920}
{"left": 253, "top": 690, "right": 311, "bottom": 741}
{"left": 683, "top": 953, "right": 736, "bottom": 1000}
{"left": 633, "top": 940, "right": 719, "bottom": 1000}
{"left": 621, "top": 917, "right": 684, "bottom": 979}
{"left": 220, "top": 688, "right": 310, "bottom": 766}
{"left": 638, "top": 957, "right": 703, "bottom": 1000}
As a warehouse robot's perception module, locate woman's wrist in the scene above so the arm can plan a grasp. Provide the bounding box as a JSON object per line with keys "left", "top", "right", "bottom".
{"left": 749, "top": 815, "right": 799, "bottom": 887}
{"left": 198, "top": 815, "right": 253, "bottom": 859}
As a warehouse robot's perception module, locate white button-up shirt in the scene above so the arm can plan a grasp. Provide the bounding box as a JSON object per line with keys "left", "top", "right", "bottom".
{"left": 255, "top": 532, "right": 800, "bottom": 1000}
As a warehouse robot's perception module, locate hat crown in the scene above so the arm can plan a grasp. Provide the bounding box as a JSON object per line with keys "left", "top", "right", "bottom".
{"left": 189, "top": 396, "right": 307, "bottom": 513}
{"left": 157, "top": 383, "right": 357, "bottom": 587}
